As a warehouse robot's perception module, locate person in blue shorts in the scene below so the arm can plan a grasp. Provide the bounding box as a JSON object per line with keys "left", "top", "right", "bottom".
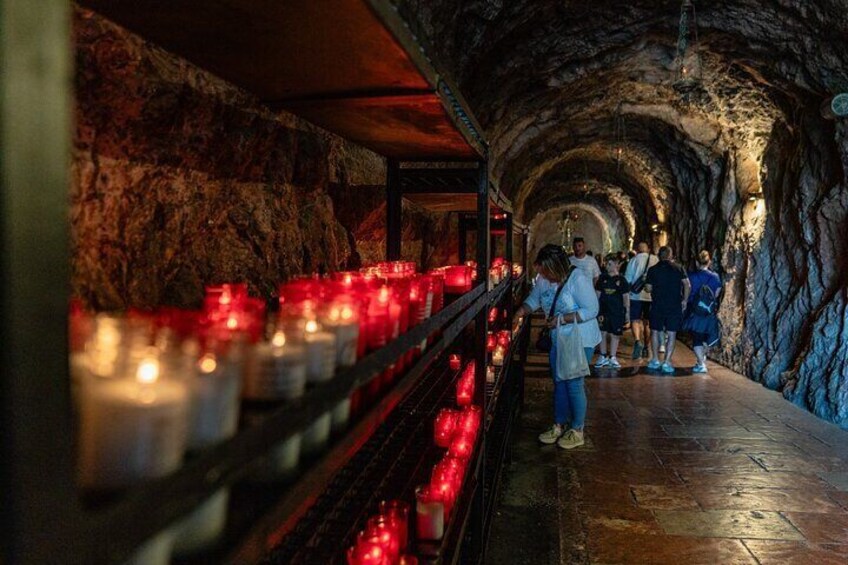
{"left": 645, "top": 246, "right": 691, "bottom": 374}
{"left": 685, "top": 250, "right": 722, "bottom": 373}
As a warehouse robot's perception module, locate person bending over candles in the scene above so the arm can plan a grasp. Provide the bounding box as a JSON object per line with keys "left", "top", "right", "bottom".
{"left": 514, "top": 244, "right": 600, "bottom": 449}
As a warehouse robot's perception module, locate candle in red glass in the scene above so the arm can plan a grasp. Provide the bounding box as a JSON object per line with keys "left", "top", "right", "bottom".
{"left": 433, "top": 408, "right": 458, "bottom": 448}
{"left": 488, "top": 307, "right": 498, "bottom": 323}
{"left": 456, "top": 371, "right": 474, "bottom": 407}
{"left": 365, "top": 517, "right": 401, "bottom": 564}
{"left": 379, "top": 500, "right": 410, "bottom": 551}
{"left": 497, "top": 330, "right": 511, "bottom": 348}
{"left": 449, "top": 354, "right": 461, "bottom": 371}
{"left": 415, "top": 485, "right": 444, "bottom": 541}
{"left": 443, "top": 265, "right": 473, "bottom": 294}
{"left": 429, "top": 476, "right": 456, "bottom": 519}
{"left": 398, "top": 556, "right": 418, "bottom": 565}
{"left": 486, "top": 332, "right": 496, "bottom": 352}
{"left": 459, "top": 405, "right": 482, "bottom": 436}
{"left": 367, "top": 286, "right": 391, "bottom": 351}
{"left": 347, "top": 533, "right": 390, "bottom": 565}
{"left": 432, "top": 459, "right": 463, "bottom": 496}
{"left": 448, "top": 433, "right": 474, "bottom": 460}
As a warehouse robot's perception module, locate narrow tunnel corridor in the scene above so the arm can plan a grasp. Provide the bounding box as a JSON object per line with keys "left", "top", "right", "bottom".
{"left": 395, "top": 0, "right": 848, "bottom": 428}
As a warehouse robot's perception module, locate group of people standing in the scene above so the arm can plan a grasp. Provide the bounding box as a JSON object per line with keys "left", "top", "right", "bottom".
{"left": 514, "top": 237, "right": 722, "bottom": 450}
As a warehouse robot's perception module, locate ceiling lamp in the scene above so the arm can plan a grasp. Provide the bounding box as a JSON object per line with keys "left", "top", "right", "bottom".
{"left": 673, "top": 0, "right": 702, "bottom": 92}
{"left": 611, "top": 104, "right": 626, "bottom": 169}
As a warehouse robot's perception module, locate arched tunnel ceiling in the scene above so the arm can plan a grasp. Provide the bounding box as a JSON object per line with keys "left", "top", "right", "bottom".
{"left": 393, "top": 0, "right": 848, "bottom": 224}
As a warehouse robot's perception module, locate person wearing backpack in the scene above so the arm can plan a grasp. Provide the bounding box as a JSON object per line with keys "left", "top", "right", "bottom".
{"left": 684, "top": 250, "right": 722, "bottom": 373}
{"left": 624, "top": 241, "right": 658, "bottom": 359}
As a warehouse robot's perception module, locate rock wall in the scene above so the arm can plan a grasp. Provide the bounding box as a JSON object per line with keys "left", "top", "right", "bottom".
{"left": 71, "top": 7, "right": 452, "bottom": 311}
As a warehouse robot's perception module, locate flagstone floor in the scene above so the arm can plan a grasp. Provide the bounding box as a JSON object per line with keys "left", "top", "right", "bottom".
{"left": 486, "top": 320, "right": 848, "bottom": 564}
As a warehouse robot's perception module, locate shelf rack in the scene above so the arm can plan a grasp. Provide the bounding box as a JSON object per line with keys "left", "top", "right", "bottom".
{"left": 1, "top": 1, "right": 529, "bottom": 564}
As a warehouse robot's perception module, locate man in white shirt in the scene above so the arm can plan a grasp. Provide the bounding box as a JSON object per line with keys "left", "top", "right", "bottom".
{"left": 624, "top": 241, "right": 658, "bottom": 359}
{"left": 569, "top": 237, "right": 601, "bottom": 286}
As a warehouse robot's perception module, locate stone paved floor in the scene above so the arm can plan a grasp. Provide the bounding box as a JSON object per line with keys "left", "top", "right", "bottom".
{"left": 487, "top": 320, "right": 848, "bottom": 564}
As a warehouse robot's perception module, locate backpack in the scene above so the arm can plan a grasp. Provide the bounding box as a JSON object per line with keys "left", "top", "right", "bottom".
{"left": 693, "top": 284, "right": 717, "bottom": 317}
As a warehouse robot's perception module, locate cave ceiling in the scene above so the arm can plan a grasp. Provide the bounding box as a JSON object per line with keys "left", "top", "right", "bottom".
{"left": 394, "top": 0, "right": 848, "bottom": 228}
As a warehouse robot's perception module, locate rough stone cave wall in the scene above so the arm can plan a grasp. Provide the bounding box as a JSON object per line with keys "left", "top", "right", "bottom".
{"left": 71, "top": 7, "right": 453, "bottom": 311}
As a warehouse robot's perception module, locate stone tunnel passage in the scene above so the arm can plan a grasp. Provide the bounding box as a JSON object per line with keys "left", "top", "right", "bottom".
{"left": 394, "top": 0, "right": 848, "bottom": 430}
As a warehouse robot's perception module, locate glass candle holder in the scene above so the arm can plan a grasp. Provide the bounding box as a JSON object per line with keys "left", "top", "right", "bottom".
{"left": 365, "top": 516, "right": 401, "bottom": 564}
{"left": 304, "top": 319, "right": 337, "bottom": 384}
{"left": 492, "top": 347, "right": 505, "bottom": 367}
{"left": 379, "top": 500, "right": 410, "bottom": 551}
{"left": 415, "top": 486, "right": 445, "bottom": 541}
{"left": 433, "top": 408, "right": 459, "bottom": 448}
{"left": 347, "top": 532, "right": 390, "bottom": 565}
{"left": 448, "top": 354, "right": 461, "bottom": 371}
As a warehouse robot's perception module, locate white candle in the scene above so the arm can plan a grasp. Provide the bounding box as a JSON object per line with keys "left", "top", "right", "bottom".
{"left": 331, "top": 397, "right": 352, "bottom": 432}
{"left": 173, "top": 489, "right": 229, "bottom": 555}
{"left": 242, "top": 331, "right": 307, "bottom": 401}
{"left": 302, "top": 411, "right": 332, "bottom": 455}
{"left": 492, "top": 347, "right": 505, "bottom": 367}
{"left": 78, "top": 350, "right": 190, "bottom": 490}
{"left": 487, "top": 364, "right": 496, "bottom": 383}
{"left": 269, "top": 432, "right": 302, "bottom": 479}
{"left": 324, "top": 306, "right": 359, "bottom": 368}
{"left": 416, "top": 490, "right": 445, "bottom": 540}
{"left": 304, "top": 320, "right": 336, "bottom": 383}
{"left": 125, "top": 530, "right": 174, "bottom": 565}
{"left": 186, "top": 352, "right": 241, "bottom": 451}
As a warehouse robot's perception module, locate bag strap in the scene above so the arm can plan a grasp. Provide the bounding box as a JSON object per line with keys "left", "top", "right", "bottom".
{"left": 637, "top": 255, "right": 651, "bottom": 280}
{"left": 547, "top": 266, "right": 576, "bottom": 319}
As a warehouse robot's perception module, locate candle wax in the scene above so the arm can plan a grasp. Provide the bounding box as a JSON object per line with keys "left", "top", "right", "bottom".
{"left": 242, "top": 341, "right": 307, "bottom": 401}
{"left": 305, "top": 329, "right": 336, "bottom": 383}
{"left": 415, "top": 488, "right": 445, "bottom": 541}
{"left": 173, "top": 488, "right": 229, "bottom": 555}
{"left": 187, "top": 356, "right": 241, "bottom": 450}
{"left": 78, "top": 377, "right": 189, "bottom": 490}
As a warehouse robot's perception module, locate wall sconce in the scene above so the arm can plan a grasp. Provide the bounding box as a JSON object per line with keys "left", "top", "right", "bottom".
{"left": 650, "top": 223, "right": 663, "bottom": 233}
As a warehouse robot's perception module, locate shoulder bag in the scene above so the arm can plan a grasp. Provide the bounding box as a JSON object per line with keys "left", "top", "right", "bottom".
{"left": 535, "top": 268, "right": 573, "bottom": 353}
{"left": 629, "top": 256, "right": 651, "bottom": 294}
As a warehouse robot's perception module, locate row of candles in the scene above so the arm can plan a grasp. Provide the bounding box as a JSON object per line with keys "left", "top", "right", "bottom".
{"left": 69, "top": 259, "right": 504, "bottom": 565}
{"left": 346, "top": 271, "right": 523, "bottom": 563}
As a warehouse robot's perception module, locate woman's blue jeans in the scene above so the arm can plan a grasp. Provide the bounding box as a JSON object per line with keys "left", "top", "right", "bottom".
{"left": 549, "top": 342, "right": 593, "bottom": 429}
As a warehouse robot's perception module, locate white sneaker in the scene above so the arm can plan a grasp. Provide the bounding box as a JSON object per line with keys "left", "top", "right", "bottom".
{"left": 647, "top": 359, "right": 662, "bottom": 371}
{"left": 608, "top": 357, "right": 621, "bottom": 369}
{"left": 557, "top": 429, "right": 585, "bottom": 450}
{"left": 692, "top": 364, "right": 708, "bottom": 374}
{"left": 661, "top": 362, "right": 675, "bottom": 374}
{"left": 539, "top": 424, "right": 564, "bottom": 445}
{"left": 594, "top": 356, "right": 610, "bottom": 368}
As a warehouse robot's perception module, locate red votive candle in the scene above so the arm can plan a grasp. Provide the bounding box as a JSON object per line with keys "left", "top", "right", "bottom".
{"left": 449, "top": 354, "right": 462, "bottom": 371}
{"left": 459, "top": 405, "right": 482, "bottom": 436}
{"left": 443, "top": 265, "right": 473, "bottom": 294}
{"left": 448, "top": 433, "right": 474, "bottom": 460}
{"left": 486, "top": 332, "right": 497, "bottom": 352}
{"left": 398, "top": 556, "right": 418, "bottom": 565}
{"left": 488, "top": 307, "right": 498, "bottom": 323}
{"left": 456, "top": 374, "right": 474, "bottom": 407}
{"left": 434, "top": 408, "right": 459, "bottom": 448}
{"left": 366, "top": 517, "right": 401, "bottom": 564}
{"left": 497, "top": 330, "right": 511, "bottom": 348}
{"left": 347, "top": 533, "right": 390, "bottom": 565}
{"left": 367, "top": 286, "right": 391, "bottom": 351}
{"left": 379, "top": 500, "right": 410, "bottom": 551}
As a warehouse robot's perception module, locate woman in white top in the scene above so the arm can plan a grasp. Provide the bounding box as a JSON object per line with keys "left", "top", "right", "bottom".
{"left": 515, "top": 244, "right": 600, "bottom": 449}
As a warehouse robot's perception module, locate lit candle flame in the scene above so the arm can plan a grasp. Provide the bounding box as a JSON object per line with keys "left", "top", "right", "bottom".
{"left": 271, "top": 330, "right": 286, "bottom": 347}
{"left": 226, "top": 316, "right": 238, "bottom": 330}
{"left": 198, "top": 353, "right": 217, "bottom": 374}
{"left": 137, "top": 356, "right": 160, "bottom": 384}
{"left": 305, "top": 319, "right": 319, "bottom": 333}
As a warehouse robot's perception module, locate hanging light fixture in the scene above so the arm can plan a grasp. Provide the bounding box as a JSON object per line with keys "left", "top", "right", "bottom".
{"left": 673, "top": 0, "right": 702, "bottom": 92}
{"left": 611, "top": 104, "right": 626, "bottom": 169}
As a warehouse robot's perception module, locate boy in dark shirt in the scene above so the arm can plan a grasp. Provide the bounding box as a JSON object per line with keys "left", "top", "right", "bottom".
{"left": 595, "top": 254, "right": 630, "bottom": 369}
{"left": 645, "top": 246, "right": 691, "bottom": 374}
